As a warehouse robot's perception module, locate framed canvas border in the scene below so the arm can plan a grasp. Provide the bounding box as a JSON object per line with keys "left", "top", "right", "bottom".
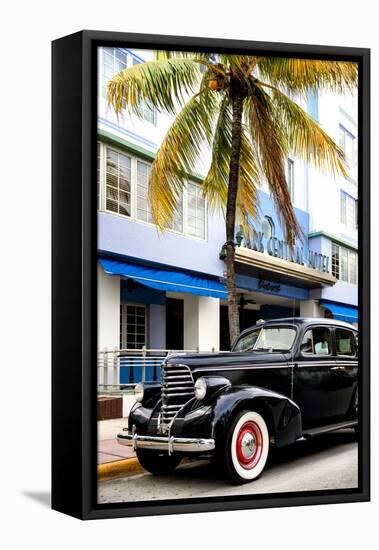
{"left": 52, "top": 30, "right": 370, "bottom": 520}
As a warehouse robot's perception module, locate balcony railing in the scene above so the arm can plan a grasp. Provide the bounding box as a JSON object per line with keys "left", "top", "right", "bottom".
{"left": 98, "top": 347, "right": 215, "bottom": 393}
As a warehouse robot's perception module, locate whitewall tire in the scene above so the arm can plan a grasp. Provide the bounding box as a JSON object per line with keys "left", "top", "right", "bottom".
{"left": 226, "top": 410, "right": 270, "bottom": 484}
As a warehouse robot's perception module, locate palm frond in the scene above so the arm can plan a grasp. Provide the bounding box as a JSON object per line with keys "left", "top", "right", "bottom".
{"left": 219, "top": 54, "right": 251, "bottom": 73}
{"left": 247, "top": 86, "right": 302, "bottom": 244}
{"left": 258, "top": 81, "right": 347, "bottom": 175}
{"left": 195, "top": 59, "right": 227, "bottom": 77}
{"left": 155, "top": 50, "right": 212, "bottom": 61}
{"left": 148, "top": 90, "right": 219, "bottom": 229}
{"left": 107, "top": 58, "right": 202, "bottom": 116}
{"left": 202, "top": 96, "right": 231, "bottom": 211}
{"left": 203, "top": 96, "right": 259, "bottom": 226}
{"left": 257, "top": 57, "right": 358, "bottom": 94}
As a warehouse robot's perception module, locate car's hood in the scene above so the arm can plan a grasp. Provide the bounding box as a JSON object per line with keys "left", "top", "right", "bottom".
{"left": 164, "top": 350, "right": 289, "bottom": 370}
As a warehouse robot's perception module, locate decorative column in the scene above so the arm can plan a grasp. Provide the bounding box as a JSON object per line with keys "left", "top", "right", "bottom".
{"left": 97, "top": 263, "right": 120, "bottom": 351}
{"left": 300, "top": 299, "right": 322, "bottom": 318}
{"left": 183, "top": 294, "right": 220, "bottom": 351}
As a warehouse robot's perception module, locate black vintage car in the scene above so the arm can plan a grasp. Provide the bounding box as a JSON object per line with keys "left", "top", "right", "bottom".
{"left": 118, "top": 317, "right": 358, "bottom": 484}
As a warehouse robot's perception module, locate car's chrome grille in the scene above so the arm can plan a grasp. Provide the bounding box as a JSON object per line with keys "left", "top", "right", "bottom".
{"left": 160, "top": 364, "right": 195, "bottom": 429}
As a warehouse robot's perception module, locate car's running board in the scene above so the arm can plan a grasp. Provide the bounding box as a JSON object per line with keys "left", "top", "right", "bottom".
{"left": 302, "top": 420, "right": 358, "bottom": 438}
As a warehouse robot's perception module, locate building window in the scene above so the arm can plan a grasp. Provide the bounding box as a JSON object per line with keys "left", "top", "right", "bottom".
{"left": 287, "top": 159, "right": 294, "bottom": 201}
{"left": 167, "top": 192, "right": 184, "bottom": 233}
{"left": 136, "top": 158, "right": 183, "bottom": 230}
{"left": 130, "top": 52, "right": 156, "bottom": 124}
{"left": 307, "top": 89, "right": 319, "bottom": 121}
{"left": 339, "top": 125, "right": 356, "bottom": 170}
{"left": 187, "top": 182, "right": 205, "bottom": 238}
{"left": 331, "top": 243, "right": 339, "bottom": 279}
{"left": 139, "top": 102, "right": 157, "bottom": 125}
{"left": 97, "top": 142, "right": 101, "bottom": 209}
{"left": 98, "top": 142, "right": 205, "bottom": 239}
{"left": 340, "top": 246, "right": 349, "bottom": 281}
{"left": 101, "top": 47, "right": 128, "bottom": 106}
{"left": 348, "top": 251, "right": 357, "bottom": 285}
{"left": 120, "top": 303, "right": 146, "bottom": 350}
{"left": 262, "top": 216, "right": 275, "bottom": 239}
{"left": 340, "top": 191, "right": 357, "bottom": 229}
{"left": 100, "top": 47, "right": 156, "bottom": 124}
{"left": 331, "top": 242, "right": 357, "bottom": 284}
{"left": 105, "top": 147, "right": 131, "bottom": 216}
{"left": 136, "top": 160, "right": 154, "bottom": 223}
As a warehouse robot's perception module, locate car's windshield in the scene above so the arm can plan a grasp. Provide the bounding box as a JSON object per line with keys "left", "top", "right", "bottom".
{"left": 232, "top": 326, "right": 296, "bottom": 352}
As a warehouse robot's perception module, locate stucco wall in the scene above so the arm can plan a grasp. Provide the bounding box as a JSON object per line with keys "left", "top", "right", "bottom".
{"left": 97, "top": 264, "right": 120, "bottom": 351}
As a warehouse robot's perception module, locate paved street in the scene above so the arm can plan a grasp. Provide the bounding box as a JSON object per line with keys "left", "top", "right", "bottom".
{"left": 98, "top": 430, "right": 358, "bottom": 503}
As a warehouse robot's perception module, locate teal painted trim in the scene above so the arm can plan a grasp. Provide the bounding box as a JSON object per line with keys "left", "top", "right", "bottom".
{"left": 98, "top": 129, "right": 204, "bottom": 184}
{"left": 98, "top": 129, "right": 155, "bottom": 162}
{"left": 308, "top": 230, "right": 358, "bottom": 251}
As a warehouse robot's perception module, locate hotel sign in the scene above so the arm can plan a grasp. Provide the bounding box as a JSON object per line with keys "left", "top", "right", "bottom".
{"left": 258, "top": 280, "right": 281, "bottom": 292}
{"left": 245, "top": 232, "right": 330, "bottom": 274}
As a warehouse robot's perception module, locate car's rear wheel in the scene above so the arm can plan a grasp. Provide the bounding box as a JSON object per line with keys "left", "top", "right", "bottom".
{"left": 136, "top": 449, "right": 182, "bottom": 475}
{"left": 223, "top": 410, "right": 270, "bottom": 484}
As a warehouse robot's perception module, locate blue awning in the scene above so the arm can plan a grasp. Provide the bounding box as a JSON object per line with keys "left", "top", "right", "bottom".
{"left": 320, "top": 301, "right": 358, "bottom": 324}
{"left": 99, "top": 258, "right": 227, "bottom": 299}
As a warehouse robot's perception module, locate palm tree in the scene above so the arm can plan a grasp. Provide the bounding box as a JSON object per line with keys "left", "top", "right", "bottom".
{"left": 107, "top": 53, "right": 357, "bottom": 344}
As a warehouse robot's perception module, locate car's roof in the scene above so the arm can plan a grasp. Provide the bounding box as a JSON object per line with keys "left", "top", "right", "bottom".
{"left": 239, "top": 316, "right": 358, "bottom": 336}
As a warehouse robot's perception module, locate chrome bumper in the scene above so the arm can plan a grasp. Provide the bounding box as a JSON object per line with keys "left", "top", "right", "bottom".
{"left": 117, "top": 430, "right": 215, "bottom": 454}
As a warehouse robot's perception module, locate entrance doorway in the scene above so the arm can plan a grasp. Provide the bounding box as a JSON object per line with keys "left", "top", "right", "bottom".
{"left": 240, "top": 307, "right": 260, "bottom": 332}
{"left": 166, "top": 298, "right": 184, "bottom": 350}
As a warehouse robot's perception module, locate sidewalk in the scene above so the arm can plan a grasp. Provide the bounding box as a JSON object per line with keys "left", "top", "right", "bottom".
{"left": 98, "top": 417, "right": 136, "bottom": 465}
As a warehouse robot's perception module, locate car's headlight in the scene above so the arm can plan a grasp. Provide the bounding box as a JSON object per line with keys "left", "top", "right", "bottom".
{"left": 134, "top": 383, "right": 144, "bottom": 402}
{"left": 194, "top": 377, "right": 207, "bottom": 400}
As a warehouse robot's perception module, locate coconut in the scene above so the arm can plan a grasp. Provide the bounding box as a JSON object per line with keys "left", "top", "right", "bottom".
{"left": 209, "top": 78, "right": 219, "bottom": 91}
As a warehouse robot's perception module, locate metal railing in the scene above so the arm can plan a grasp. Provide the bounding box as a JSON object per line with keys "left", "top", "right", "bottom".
{"left": 98, "top": 347, "right": 215, "bottom": 393}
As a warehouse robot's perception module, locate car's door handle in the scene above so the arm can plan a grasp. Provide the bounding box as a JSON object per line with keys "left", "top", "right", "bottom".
{"left": 331, "top": 366, "right": 343, "bottom": 371}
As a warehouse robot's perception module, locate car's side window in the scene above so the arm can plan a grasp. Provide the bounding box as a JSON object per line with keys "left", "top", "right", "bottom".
{"left": 300, "top": 327, "right": 332, "bottom": 356}
{"left": 335, "top": 328, "right": 356, "bottom": 357}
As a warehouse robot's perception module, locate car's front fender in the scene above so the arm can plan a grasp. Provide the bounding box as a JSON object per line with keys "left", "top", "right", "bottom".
{"left": 209, "top": 385, "right": 302, "bottom": 448}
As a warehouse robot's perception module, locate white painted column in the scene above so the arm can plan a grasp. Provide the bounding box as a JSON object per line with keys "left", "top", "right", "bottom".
{"left": 300, "top": 299, "right": 322, "bottom": 318}
{"left": 183, "top": 294, "right": 220, "bottom": 351}
{"left": 97, "top": 264, "right": 121, "bottom": 392}
{"left": 97, "top": 263, "right": 120, "bottom": 351}
{"left": 183, "top": 294, "right": 198, "bottom": 350}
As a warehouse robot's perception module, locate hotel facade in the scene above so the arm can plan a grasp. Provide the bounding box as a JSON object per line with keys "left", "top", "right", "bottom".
{"left": 97, "top": 47, "right": 358, "bottom": 392}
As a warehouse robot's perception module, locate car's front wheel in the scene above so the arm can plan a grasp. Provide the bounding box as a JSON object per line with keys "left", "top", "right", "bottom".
{"left": 223, "top": 410, "right": 270, "bottom": 484}
{"left": 136, "top": 449, "right": 182, "bottom": 475}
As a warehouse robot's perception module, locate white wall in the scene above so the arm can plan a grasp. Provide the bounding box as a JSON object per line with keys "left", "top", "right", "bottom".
{"left": 183, "top": 294, "right": 220, "bottom": 351}
{"left": 315, "top": 281, "right": 358, "bottom": 307}
{"left": 308, "top": 89, "right": 358, "bottom": 243}
{"left": 198, "top": 295, "right": 220, "bottom": 351}
{"left": 97, "top": 263, "right": 120, "bottom": 351}
{"left": 300, "top": 299, "right": 323, "bottom": 318}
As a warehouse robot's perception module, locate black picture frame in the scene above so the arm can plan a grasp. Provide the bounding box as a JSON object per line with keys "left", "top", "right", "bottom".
{"left": 52, "top": 30, "right": 370, "bottom": 520}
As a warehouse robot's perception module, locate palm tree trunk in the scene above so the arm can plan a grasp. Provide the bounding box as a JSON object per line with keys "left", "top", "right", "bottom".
{"left": 225, "top": 91, "right": 243, "bottom": 345}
